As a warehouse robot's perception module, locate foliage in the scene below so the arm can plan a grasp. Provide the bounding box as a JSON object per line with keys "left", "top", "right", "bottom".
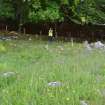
{"left": 0, "top": 0, "right": 105, "bottom": 25}
{"left": 0, "top": 0, "right": 14, "bottom": 19}
{"left": 28, "top": 1, "right": 64, "bottom": 22}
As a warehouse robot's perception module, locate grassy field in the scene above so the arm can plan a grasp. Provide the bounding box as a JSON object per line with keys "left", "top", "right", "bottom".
{"left": 0, "top": 37, "right": 105, "bottom": 105}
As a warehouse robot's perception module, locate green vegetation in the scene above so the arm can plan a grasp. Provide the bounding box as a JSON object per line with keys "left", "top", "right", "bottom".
{"left": 0, "top": 0, "right": 105, "bottom": 25}
{"left": 0, "top": 0, "right": 14, "bottom": 19}
{"left": 0, "top": 38, "right": 105, "bottom": 105}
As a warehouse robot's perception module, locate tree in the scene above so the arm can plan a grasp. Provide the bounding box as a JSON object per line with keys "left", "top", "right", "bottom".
{"left": 28, "top": 0, "right": 64, "bottom": 23}
{"left": 0, "top": 0, "right": 14, "bottom": 19}
{"left": 0, "top": 0, "right": 105, "bottom": 26}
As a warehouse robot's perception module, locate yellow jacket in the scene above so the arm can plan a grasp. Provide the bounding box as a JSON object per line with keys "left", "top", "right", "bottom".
{"left": 49, "top": 29, "right": 53, "bottom": 37}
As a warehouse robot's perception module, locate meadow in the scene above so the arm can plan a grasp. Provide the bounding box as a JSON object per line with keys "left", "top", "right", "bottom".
{"left": 0, "top": 36, "right": 105, "bottom": 105}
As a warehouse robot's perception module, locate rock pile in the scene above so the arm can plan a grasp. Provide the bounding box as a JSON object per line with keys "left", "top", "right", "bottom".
{"left": 0, "top": 35, "right": 18, "bottom": 41}
{"left": 84, "top": 41, "right": 92, "bottom": 51}
{"left": 84, "top": 41, "right": 105, "bottom": 50}
{"left": 80, "top": 100, "right": 88, "bottom": 105}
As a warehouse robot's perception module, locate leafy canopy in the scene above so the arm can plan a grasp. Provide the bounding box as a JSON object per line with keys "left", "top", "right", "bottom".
{"left": 0, "top": 0, "right": 105, "bottom": 25}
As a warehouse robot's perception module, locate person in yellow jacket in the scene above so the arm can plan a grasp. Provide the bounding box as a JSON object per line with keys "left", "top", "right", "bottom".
{"left": 48, "top": 28, "right": 53, "bottom": 42}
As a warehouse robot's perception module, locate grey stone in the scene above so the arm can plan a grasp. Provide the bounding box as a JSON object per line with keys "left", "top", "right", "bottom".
{"left": 83, "top": 41, "right": 92, "bottom": 51}
{"left": 89, "top": 43, "right": 94, "bottom": 48}
{"left": 94, "top": 41, "right": 105, "bottom": 49}
{"left": 80, "top": 100, "right": 88, "bottom": 105}
{"left": 11, "top": 36, "right": 18, "bottom": 39}
{"left": 0, "top": 36, "right": 18, "bottom": 41}
{"left": 2, "top": 72, "right": 16, "bottom": 78}
{"left": 86, "top": 45, "right": 92, "bottom": 51}
{"left": 48, "top": 81, "right": 62, "bottom": 87}
{"left": 83, "top": 41, "right": 105, "bottom": 50}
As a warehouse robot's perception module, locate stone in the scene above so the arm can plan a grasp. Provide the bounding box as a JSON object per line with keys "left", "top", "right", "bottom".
{"left": 89, "top": 43, "right": 94, "bottom": 48}
{"left": 94, "top": 41, "right": 105, "bottom": 49}
{"left": 83, "top": 40, "right": 88, "bottom": 46}
{"left": 83, "top": 41, "right": 105, "bottom": 50}
{"left": 11, "top": 36, "right": 18, "bottom": 39}
{"left": 48, "top": 81, "right": 62, "bottom": 87}
{"left": 2, "top": 72, "right": 16, "bottom": 78}
{"left": 29, "top": 37, "right": 32, "bottom": 41}
{"left": 80, "top": 100, "right": 88, "bottom": 105}
{"left": 0, "top": 35, "right": 18, "bottom": 41}
{"left": 83, "top": 41, "right": 92, "bottom": 51}
{"left": 86, "top": 44, "right": 92, "bottom": 51}
{"left": 0, "top": 36, "right": 6, "bottom": 40}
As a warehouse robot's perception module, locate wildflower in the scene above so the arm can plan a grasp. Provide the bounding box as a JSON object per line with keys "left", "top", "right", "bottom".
{"left": 66, "top": 97, "right": 70, "bottom": 101}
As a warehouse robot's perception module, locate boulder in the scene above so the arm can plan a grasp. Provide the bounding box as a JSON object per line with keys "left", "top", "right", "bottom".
{"left": 48, "top": 81, "right": 62, "bottom": 87}
{"left": 83, "top": 41, "right": 105, "bottom": 50}
{"left": 83, "top": 41, "right": 92, "bottom": 51}
{"left": 80, "top": 100, "right": 88, "bottom": 105}
{"left": 2, "top": 72, "right": 16, "bottom": 78}
{"left": 94, "top": 41, "right": 105, "bottom": 49}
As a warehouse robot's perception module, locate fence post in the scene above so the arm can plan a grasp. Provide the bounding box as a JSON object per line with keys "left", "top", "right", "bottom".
{"left": 23, "top": 28, "right": 26, "bottom": 35}
{"left": 71, "top": 37, "right": 74, "bottom": 47}
{"left": 6, "top": 25, "right": 8, "bottom": 31}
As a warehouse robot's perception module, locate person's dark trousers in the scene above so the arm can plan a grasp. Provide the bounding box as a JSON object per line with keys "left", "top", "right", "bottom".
{"left": 48, "top": 36, "right": 53, "bottom": 43}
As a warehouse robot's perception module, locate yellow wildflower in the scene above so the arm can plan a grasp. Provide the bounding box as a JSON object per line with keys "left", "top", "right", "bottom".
{"left": 66, "top": 97, "right": 70, "bottom": 101}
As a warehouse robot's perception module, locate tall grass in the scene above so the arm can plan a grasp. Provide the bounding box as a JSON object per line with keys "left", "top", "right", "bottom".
{"left": 0, "top": 39, "right": 105, "bottom": 105}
